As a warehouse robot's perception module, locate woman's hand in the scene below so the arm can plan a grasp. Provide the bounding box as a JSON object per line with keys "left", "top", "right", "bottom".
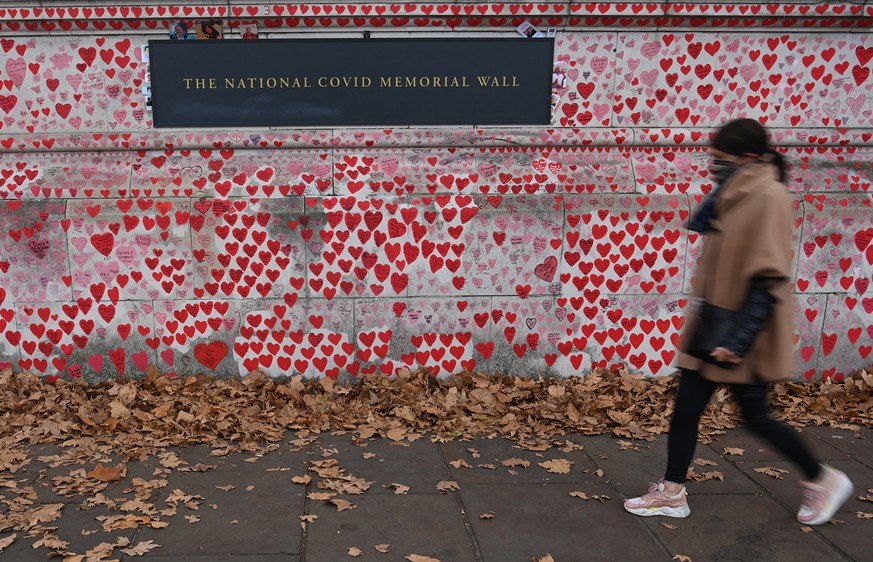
{"left": 710, "top": 347, "right": 742, "bottom": 364}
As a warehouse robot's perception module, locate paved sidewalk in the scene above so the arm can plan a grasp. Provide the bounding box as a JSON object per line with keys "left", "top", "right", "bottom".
{"left": 2, "top": 426, "right": 871, "bottom": 561}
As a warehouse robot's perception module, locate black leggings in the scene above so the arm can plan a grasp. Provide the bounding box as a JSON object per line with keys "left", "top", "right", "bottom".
{"left": 664, "top": 369, "right": 821, "bottom": 484}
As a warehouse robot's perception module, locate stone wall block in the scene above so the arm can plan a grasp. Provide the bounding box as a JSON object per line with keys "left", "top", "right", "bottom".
{"left": 14, "top": 299, "right": 155, "bottom": 382}
{"left": 131, "top": 148, "right": 333, "bottom": 199}
{"left": 0, "top": 199, "right": 70, "bottom": 303}
{"left": 551, "top": 31, "right": 617, "bottom": 128}
{"left": 152, "top": 298, "right": 243, "bottom": 378}
{"left": 190, "top": 197, "right": 308, "bottom": 301}
{"left": 233, "top": 297, "right": 355, "bottom": 379}
{"left": 354, "top": 297, "right": 491, "bottom": 378}
{"left": 787, "top": 147, "right": 873, "bottom": 194}
{"left": 476, "top": 146, "right": 634, "bottom": 195}
{"left": 0, "top": 151, "right": 132, "bottom": 199}
{"left": 67, "top": 198, "right": 195, "bottom": 302}
{"left": 0, "top": 37, "right": 112, "bottom": 134}
{"left": 794, "top": 194, "right": 873, "bottom": 295}
{"left": 562, "top": 194, "right": 688, "bottom": 297}
{"left": 818, "top": 293, "right": 873, "bottom": 382}
{"left": 407, "top": 194, "right": 563, "bottom": 298}
{"left": 303, "top": 196, "right": 410, "bottom": 300}
{"left": 628, "top": 146, "right": 711, "bottom": 196}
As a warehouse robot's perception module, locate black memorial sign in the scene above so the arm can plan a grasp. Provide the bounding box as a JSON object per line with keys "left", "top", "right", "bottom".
{"left": 148, "top": 38, "right": 553, "bottom": 128}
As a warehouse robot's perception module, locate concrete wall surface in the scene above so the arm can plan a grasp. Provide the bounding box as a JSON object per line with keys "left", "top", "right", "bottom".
{"left": 0, "top": 1, "right": 871, "bottom": 382}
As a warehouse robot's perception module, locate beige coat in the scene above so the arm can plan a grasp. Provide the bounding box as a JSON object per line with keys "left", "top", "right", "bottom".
{"left": 677, "top": 159, "right": 795, "bottom": 383}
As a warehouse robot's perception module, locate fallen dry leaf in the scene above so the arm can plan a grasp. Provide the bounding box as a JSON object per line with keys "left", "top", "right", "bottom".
{"left": 0, "top": 533, "right": 15, "bottom": 552}
{"left": 800, "top": 526, "right": 814, "bottom": 533}
{"left": 661, "top": 522, "right": 678, "bottom": 530}
{"left": 539, "top": 459, "right": 573, "bottom": 474}
{"left": 84, "top": 541, "right": 115, "bottom": 559}
{"left": 120, "top": 540, "right": 161, "bottom": 556}
{"left": 534, "top": 555, "right": 555, "bottom": 562}
{"left": 570, "top": 491, "right": 589, "bottom": 500}
{"left": 693, "top": 458, "right": 718, "bottom": 467}
{"left": 501, "top": 458, "right": 531, "bottom": 469}
{"left": 479, "top": 511, "right": 496, "bottom": 519}
{"left": 348, "top": 546, "right": 363, "bottom": 557}
{"left": 375, "top": 543, "right": 390, "bottom": 552}
{"left": 686, "top": 467, "right": 724, "bottom": 482}
{"left": 308, "top": 492, "right": 336, "bottom": 501}
{"left": 215, "top": 485, "right": 236, "bottom": 491}
{"left": 436, "top": 480, "right": 460, "bottom": 493}
{"left": 292, "top": 475, "right": 312, "bottom": 485}
{"left": 450, "top": 459, "right": 471, "bottom": 469}
{"left": 185, "top": 515, "right": 200, "bottom": 523}
{"left": 856, "top": 512, "right": 873, "bottom": 519}
{"left": 673, "top": 556, "right": 692, "bottom": 562}
{"left": 406, "top": 555, "right": 441, "bottom": 562}
{"left": 331, "top": 499, "right": 357, "bottom": 511}
{"left": 754, "top": 467, "right": 789, "bottom": 480}
{"left": 387, "top": 483, "right": 410, "bottom": 495}
{"left": 723, "top": 447, "right": 745, "bottom": 456}
{"left": 87, "top": 463, "right": 126, "bottom": 483}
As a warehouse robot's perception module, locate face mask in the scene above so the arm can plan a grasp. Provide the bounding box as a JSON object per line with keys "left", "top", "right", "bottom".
{"left": 709, "top": 158, "right": 738, "bottom": 183}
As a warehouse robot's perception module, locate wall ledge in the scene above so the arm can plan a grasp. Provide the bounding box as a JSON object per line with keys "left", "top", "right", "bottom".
{"left": 1, "top": 127, "right": 872, "bottom": 153}
{"left": 0, "top": 2, "right": 870, "bottom": 33}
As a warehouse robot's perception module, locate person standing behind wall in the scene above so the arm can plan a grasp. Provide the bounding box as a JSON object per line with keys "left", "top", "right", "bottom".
{"left": 623, "top": 118, "right": 854, "bottom": 525}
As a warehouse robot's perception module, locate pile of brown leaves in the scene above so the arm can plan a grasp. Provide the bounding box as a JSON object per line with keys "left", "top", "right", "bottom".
{"left": 1, "top": 365, "right": 871, "bottom": 464}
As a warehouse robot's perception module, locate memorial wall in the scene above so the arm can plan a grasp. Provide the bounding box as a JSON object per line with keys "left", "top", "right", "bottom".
{"left": 0, "top": 1, "right": 871, "bottom": 382}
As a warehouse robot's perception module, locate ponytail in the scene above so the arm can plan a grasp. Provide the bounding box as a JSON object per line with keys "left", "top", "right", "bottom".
{"left": 765, "top": 148, "right": 788, "bottom": 183}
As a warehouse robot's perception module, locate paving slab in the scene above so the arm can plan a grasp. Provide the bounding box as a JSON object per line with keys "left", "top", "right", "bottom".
{"left": 26, "top": 453, "right": 167, "bottom": 505}
{"left": 311, "top": 434, "right": 450, "bottom": 494}
{"left": 0, "top": 502, "right": 138, "bottom": 561}
{"left": 9, "top": 443, "right": 65, "bottom": 475}
{"left": 460, "top": 481, "right": 669, "bottom": 561}
{"left": 135, "top": 467, "right": 305, "bottom": 556}
{"left": 439, "top": 437, "right": 598, "bottom": 484}
{"left": 582, "top": 434, "right": 760, "bottom": 495}
{"left": 705, "top": 426, "right": 853, "bottom": 463}
{"left": 170, "top": 442, "right": 312, "bottom": 473}
{"left": 122, "top": 549, "right": 303, "bottom": 562}
{"left": 810, "top": 513, "right": 873, "bottom": 562}
{"left": 732, "top": 458, "right": 872, "bottom": 514}
{"left": 641, "top": 493, "right": 846, "bottom": 561}
{"left": 305, "top": 493, "right": 476, "bottom": 562}
{"left": 806, "top": 427, "right": 873, "bottom": 468}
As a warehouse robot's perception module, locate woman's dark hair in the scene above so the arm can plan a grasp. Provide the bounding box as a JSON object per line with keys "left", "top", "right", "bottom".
{"left": 712, "top": 118, "right": 788, "bottom": 183}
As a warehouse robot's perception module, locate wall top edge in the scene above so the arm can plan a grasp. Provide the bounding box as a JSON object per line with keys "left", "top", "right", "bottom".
{"left": 2, "top": 127, "right": 871, "bottom": 153}
{"left": 0, "top": 3, "right": 870, "bottom": 23}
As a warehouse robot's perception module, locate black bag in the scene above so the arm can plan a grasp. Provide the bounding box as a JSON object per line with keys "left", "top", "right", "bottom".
{"left": 687, "top": 302, "right": 740, "bottom": 370}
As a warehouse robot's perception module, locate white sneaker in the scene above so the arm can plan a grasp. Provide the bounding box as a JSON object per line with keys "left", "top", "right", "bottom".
{"left": 797, "top": 465, "right": 853, "bottom": 526}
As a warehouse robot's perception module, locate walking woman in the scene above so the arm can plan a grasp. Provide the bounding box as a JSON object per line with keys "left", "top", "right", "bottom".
{"left": 623, "top": 118, "right": 854, "bottom": 525}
